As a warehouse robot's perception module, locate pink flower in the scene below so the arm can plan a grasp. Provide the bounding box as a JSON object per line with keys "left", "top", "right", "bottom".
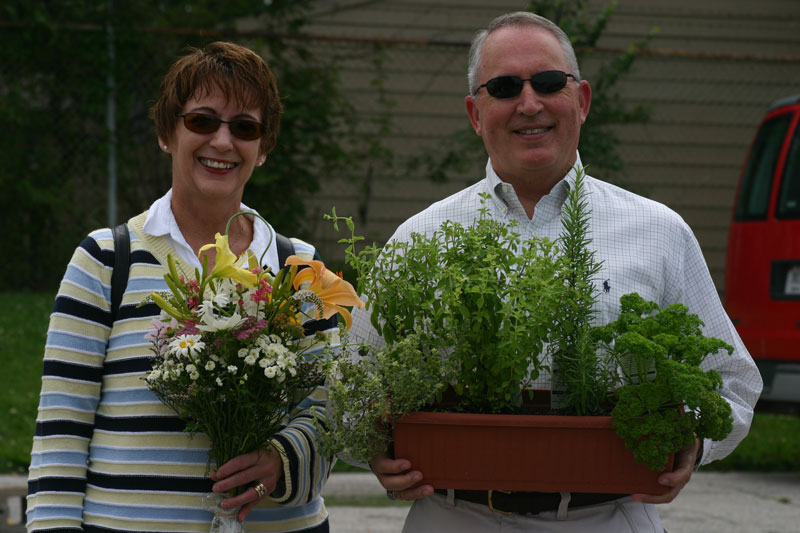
{"left": 178, "top": 322, "right": 199, "bottom": 336}
{"left": 234, "top": 318, "right": 270, "bottom": 341}
{"left": 250, "top": 287, "right": 270, "bottom": 303}
{"left": 145, "top": 317, "right": 178, "bottom": 346}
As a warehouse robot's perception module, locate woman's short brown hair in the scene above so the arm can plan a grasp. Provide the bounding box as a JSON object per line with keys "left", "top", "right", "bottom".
{"left": 151, "top": 41, "right": 281, "bottom": 156}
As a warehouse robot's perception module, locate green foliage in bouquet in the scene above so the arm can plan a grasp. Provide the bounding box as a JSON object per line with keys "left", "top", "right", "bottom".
{"left": 143, "top": 225, "right": 347, "bottom": 478}
{"left": 592, "top": 293, "right": 735, "bottom": 469}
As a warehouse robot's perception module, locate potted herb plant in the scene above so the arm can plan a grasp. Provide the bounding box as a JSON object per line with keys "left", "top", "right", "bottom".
{"left": 323, "top": 168, "right": 734, "bottom": 494}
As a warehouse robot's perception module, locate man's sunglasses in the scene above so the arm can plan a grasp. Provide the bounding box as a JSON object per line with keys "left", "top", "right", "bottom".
{"left": 474, "top": 70, "right": 577, "bottom": 99}
{"left": 177, "top": 113, "right": 265, "bottom": 141}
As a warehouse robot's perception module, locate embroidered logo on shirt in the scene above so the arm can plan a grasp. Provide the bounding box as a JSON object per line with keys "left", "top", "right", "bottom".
{"left": 603, "top": 279, "right": 611, "bottom": 293}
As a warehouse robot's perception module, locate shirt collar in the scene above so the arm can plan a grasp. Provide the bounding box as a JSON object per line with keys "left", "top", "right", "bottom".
{"left": 142, "top": 189, "right": 279, "bottom": 272}
{"left": 484, "top": 152, "right": 585, "bottom": 220}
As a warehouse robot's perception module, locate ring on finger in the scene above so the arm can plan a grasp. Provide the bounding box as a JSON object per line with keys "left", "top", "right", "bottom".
{"left": 386, "top": 489, "right": 396, "bottom": 500}
{"left": 253, "top": 481, "right": 267, "bottom": 498}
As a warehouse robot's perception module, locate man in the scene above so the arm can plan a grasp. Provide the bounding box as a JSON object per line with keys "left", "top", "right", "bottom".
{"left": 349, "top": 11, "right": 761, "bottom": 532}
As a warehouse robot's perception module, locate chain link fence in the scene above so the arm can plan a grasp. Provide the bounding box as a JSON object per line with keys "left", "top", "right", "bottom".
{"left": 3, "top": 16, "right": 799, "bottom": 290}
{"left": 0, "top": 22, "right": 393, "bottom": 290}
{"left": 1, "top": 22, "right": 191, "bottom": 290}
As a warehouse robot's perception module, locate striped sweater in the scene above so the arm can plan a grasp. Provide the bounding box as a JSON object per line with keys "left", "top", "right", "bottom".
{"left": 27, "top": 212, "right": 336, "bottom": 532}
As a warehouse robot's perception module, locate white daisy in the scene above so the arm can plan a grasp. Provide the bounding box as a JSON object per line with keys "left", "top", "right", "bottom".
{"left": 168, "top": 335, "right": 205, "bottom": 359}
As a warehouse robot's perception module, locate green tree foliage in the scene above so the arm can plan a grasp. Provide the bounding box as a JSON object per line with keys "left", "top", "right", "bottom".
{"left": 532, "top": 0, "right": 655, "bottom": 181}
{"left": 409, "top": 0, "right": 654, "bottom": 185}
{"left": 0, "top": 0, "right": 377, "bottom": 290}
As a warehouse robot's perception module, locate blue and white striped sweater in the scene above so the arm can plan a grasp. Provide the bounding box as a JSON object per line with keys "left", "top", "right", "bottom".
{"left": 27, "top": 212, "right": 336, "bottom": 532}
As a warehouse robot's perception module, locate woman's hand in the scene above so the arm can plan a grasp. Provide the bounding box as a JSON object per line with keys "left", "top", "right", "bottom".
{"left": 632, "top": 438, "right": 701, "bottom": 504}
{"left": 211, "top": 446, "right": 284, "bottom": 521}
{"left": 369, "top": 453, "right": 434, "bottom": 500}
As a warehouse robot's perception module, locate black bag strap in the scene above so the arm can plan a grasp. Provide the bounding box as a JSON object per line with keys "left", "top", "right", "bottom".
{"left": 275, "top": 232, "right": 295, "bottom": 270}
{"left": 111, "top": 222, "right": 130, "bottom": 322}
{"left": 109, "top": 225, "right": 288, "bottom": 321}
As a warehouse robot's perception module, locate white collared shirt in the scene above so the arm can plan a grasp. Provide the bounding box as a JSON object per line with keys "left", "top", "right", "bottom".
{"left": 142, "top": 189, "right": 280, "bottom": 273}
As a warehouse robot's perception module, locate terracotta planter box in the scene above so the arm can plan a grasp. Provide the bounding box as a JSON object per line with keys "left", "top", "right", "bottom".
{"left": 393, "top": 411, "right": 673, "bottom": 495}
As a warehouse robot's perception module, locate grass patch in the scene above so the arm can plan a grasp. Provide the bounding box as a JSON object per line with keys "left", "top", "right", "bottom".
{"left": 333, "top": 461, "right": 370, "bottom": 473}
{"left": 323, "top": 494, "right": 411, "bottom": 507}
{"left": 0, "top": 291, "right": 798, "bottom": 476}
{"left": 702, "top": 411, "right": 800, "bottom": 472}
{"left": 0, "top": 291, "right": 54, "bottom": 473}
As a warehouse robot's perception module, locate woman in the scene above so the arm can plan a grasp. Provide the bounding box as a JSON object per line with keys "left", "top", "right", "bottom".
{"left": 26, "top": 42, "right": 335, "bottom": 532}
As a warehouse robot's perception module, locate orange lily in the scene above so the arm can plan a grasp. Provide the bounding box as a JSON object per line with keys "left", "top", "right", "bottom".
{"left": 285, "top": 255, "right": 365, "bottom": 329}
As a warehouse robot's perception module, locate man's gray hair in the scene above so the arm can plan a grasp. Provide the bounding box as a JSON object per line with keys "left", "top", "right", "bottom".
{"left": 467, "top": 12, "right": 581, "bottom": 96}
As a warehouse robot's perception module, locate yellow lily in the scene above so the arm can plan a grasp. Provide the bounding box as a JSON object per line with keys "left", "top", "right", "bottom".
{"left": 285, "top": 255, "right": 365, "bottom": 329}
{"left": 198, "top": 233, "right": 258, "bottom": 287}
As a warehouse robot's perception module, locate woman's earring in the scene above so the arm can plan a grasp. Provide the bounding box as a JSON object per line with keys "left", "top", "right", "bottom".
{"left": 163, "top": 145, "right": 168, "bottom": 150}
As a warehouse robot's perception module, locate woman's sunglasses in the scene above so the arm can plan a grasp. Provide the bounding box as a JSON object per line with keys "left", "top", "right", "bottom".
{"left": 473, "top": 70, "right": 577, "bottom": 99}
{"left": 177, "top": 113, "right": 265, "bottom": 141}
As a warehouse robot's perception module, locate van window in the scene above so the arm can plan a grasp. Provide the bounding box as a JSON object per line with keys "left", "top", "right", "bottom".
{"left": 734, "top": 114, "right": 792, "bottom": 221}
{"left": 776, "top": 123, "right": 800, "bottom": 219}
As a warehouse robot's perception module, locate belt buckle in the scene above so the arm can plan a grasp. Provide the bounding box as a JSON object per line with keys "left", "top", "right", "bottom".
{"left": 487, "top": 490, "right": 512, "bottom": 515}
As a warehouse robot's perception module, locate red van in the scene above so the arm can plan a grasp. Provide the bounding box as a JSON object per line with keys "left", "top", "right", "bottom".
{"left": 724, "top": 94, "right": 800, "bottom": 403}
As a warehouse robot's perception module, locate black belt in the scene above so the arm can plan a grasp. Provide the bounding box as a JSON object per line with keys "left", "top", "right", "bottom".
{"left": 433, "top": 489, "right": 624, "bottom": 515}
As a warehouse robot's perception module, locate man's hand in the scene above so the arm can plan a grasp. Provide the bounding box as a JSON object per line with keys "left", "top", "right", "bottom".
{"left": 632, "top": 438, "right": 701, "bottom": 504}
{"left": 210, "top": 446, "right": 284, "bottom": 521}
{"left": 369, "top": 453, "right": 434, "bottom": 500}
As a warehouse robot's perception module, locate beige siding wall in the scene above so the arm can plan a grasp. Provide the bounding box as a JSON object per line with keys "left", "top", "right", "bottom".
{"left": 281, "top": 0, "right": 800, "bottom": 293}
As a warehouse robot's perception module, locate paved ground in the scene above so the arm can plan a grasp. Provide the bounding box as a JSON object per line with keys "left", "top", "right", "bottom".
{"left": 4, "top": 471, "right": 798, "bottom": 532}
{"left": 322, "top": 471, "right": 800, "bottom": 533}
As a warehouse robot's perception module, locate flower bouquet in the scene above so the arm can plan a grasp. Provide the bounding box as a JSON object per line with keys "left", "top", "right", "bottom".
{"left": 143, "top": 215, "right": 362, "bottom": 532}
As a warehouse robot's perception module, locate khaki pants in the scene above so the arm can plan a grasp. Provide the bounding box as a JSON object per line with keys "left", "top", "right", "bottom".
{"left": 402, "top": 493, "right": 665, "bottom": 532}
